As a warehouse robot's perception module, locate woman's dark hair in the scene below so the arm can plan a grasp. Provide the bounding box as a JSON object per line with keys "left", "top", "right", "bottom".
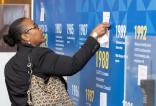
{"left": 3, "top": 17, "right": 27, "bottom": 47}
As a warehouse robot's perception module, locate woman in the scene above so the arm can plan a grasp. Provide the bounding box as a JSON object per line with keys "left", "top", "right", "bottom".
{"left": 3, "top": 17, "right": 110, "bottom": 106}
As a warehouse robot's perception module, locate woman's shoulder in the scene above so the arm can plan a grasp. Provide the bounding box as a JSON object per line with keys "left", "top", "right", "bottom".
{"left": 31, "top": 47, "right": 54, "bottom": 58}
{"left": 4, "top": 54, "right": 16, "bottom": 70}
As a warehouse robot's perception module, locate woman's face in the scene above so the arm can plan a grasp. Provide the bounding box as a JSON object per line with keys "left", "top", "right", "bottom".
{"left": 21, "top": 19, "right": 45, "bottom": 46}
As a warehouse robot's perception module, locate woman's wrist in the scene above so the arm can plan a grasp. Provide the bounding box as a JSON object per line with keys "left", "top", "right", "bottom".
{"left": 90, "top": 32, "right": 98, "bottom": 39}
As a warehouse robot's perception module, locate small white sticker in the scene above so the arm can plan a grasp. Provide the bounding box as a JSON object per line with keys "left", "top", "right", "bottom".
{"left": 103, "top": 12, "right": 110, "bottom": 23}
{"left": 98, "top": 12, "right": 111, "bottom": 48}
{"left": 138, "top": 65, "right": 148, "bottom": 86}
{"left": 40, "top": 7, "right": 45, "bottom": 21}
{"left": 97, "top": 32, "right": 109, "bottom": 48}
{"left": 40, "top": 2, "right": 45, "bottom": 21}
{"left": 100, "top": 92, "right": 107, "bottom": 106}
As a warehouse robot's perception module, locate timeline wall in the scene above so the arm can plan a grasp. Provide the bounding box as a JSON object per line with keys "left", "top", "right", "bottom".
{"left": 33, "top": 0, "right": 156, "bottom": 106}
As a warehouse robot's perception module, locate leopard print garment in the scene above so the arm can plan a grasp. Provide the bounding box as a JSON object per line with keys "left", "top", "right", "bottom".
{"left": 28, "top": 75, "right": 74, "bottom": 106}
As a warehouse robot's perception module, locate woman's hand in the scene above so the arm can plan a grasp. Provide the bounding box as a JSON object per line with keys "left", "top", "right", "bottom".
{"left": 90, "top": 23, "right": 110, "bottom": 39}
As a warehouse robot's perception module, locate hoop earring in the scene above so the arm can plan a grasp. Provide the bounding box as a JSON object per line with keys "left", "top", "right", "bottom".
{"left": 28, "top": 41, "right": 31, "bottom": 44}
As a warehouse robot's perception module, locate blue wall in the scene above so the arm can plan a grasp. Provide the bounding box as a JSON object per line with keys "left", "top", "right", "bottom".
{"left": 33, "top": 0, "right": 156, "bottom": 106}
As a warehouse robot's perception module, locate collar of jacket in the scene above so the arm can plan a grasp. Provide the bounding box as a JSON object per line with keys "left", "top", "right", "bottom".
{"left": 17, "top": 43, "right": 35, "bottom": 53}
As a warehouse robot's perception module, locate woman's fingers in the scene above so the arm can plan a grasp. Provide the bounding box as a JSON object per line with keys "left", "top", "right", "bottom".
{"left": 91, "top": 23, "right": 110, "bottom": 38}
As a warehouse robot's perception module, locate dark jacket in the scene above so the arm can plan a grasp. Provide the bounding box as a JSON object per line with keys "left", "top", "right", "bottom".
{"left": 4, "top": 36, "right": 100, "bottom": 106}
